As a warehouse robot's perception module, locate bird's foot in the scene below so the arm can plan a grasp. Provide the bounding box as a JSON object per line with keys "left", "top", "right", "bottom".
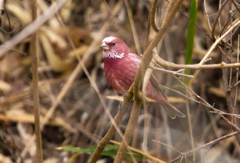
{"left": 118, "top": 91, "right": 134, "bottom": 112}
{"left": 123, "top": 90, "right": 134, "bottom": 103}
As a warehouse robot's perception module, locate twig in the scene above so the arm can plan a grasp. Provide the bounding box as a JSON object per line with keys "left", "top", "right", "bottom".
{"left": 210, "top": 111, "right": 240, "bottom": 118}
{"left": 231, "top": 0, "right": 240, "bottom": 13}
{"left": 153, "top": 20, "right": 240, "bottom": 70}
{"left": 31, "top": 0, "right": 43, "bottom": 162}
{"left": 114, "top": 86, "right": 142, "bottom": 163}
{"left": 123, "top": 0, "right": 142, "bottom": 55}
{"left": 109, "top": 139, "right": 166, "bottom": 163}
{"left": 204, "top": 0, "right": 212, "bottom": 31}
{"left": 150, "top": 0, "right": 159, "bottom": 32}
{"left": 135, "top": 0, "right": 183, "bottom": 90}
{"left": 144, "top": 0, "right": 154, "bottom": 50}
{"left": 185, "top": 90, "right": 195, "bottom": 161}
{"left": 88, "top": 89, "right": 133, "bottom": 163}
{"left": 220, "top": 2, "right": 240, "bottom": 146}
{"left": 154, "top": 53, "right": 240, "bottom": 69}
{"left": 218, "top": 113, "right": 240, "bottom": 131}
{"left": 211, "top": 0, "right": 229, "bottom": 41}
{"left": 150, "top": 66, "right": 194, "bottom": 78}
{"left": 166, "top": 0, "right": 214, "bottom": 41}
{"left": 200, "top": 18, "right": 240, "bottom": 64}
{"left": 234, "top": 35, "right": 240, "bottom": 108}
{"left": 152, "top": 139, "right": 181, "bottom": 154}
{"left": 170, "top": 131, "right": 240, "bottom": 162}
{"left": 219, "top": 11, "right": 238, "bottom": 38}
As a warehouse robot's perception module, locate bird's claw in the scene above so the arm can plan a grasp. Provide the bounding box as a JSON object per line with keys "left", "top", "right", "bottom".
{"left": 123, "top": 91, "right": 128, "bottom": 100}
{"left": 118, "top": 91, "right": 134, "bottom": 112}
{"left": 123, "top": 90, "right": 134, "bottom": 103}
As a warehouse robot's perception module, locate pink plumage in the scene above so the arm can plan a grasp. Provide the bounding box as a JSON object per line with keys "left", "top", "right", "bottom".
{"left": 100, "top": 36, "right": 185, "bottom": 119}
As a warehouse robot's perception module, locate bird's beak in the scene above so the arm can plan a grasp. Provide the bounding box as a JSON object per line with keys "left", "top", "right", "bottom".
{"left": 100, "top": 43, "right": 109, "bottom": 50}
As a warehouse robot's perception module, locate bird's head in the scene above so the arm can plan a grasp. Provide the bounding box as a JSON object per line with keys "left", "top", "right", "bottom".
{"left": 100, "top": 36, "right": 132, "bottom": 59}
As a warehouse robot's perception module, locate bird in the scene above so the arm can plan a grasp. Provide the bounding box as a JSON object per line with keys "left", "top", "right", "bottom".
{"left": 100, "top": 36, "right": 185, "bottom": 119}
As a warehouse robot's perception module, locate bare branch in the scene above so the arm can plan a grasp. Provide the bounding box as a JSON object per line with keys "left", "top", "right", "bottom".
{"left": 31, "top": 0, "right": 43, "bottom": 162}
{"left": 154, "top": 53, "right": 240, "bottom": 69}
{"left": 170, "top": 131, "right": 240, "bottom": 163}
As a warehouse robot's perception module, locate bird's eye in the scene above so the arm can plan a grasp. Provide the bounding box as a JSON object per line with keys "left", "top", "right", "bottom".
{"left": 112, "top": 42, "right": 116, "bottom": 46}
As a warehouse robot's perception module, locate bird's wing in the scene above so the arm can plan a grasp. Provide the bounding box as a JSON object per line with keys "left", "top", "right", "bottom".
{"left": 128, "top": 53, "right": 167, "bottom": 99}
{"left": 150, "top": 74, "right": 168, "bottom": 99}
{"left": 127, "top": 53, "right": 141, "bottom": 65}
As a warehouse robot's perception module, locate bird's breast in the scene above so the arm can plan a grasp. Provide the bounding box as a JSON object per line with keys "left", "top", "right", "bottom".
{"left": 104, "top": 57, "right": 137, "bottom": 94}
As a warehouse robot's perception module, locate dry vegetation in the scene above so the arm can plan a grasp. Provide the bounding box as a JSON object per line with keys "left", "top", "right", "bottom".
{"left": 0, "top": 0, "right": 240, "bottom": 163}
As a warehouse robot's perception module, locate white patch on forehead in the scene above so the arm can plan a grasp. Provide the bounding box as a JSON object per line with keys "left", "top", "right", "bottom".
{"left": 103, "top": 36, "right": 116, "bottom": 43}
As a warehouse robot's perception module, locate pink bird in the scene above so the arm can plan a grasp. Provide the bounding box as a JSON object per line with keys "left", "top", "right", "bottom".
{"left": 100, "top": 36, "right": 185, "bottom": 119}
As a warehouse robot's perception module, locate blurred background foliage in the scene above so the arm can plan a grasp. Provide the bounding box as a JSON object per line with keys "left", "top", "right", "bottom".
{"left": 0, "top": 0, "right": 240, "bottom": 162}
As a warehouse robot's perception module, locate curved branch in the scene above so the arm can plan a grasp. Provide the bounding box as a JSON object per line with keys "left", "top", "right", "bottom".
{"left": 170, "top": 131, "right": 240, "bottom": 163}
{"left": 154, "top": 53, "right": 240, "bottom": 69}
{"left": 211, "top": 0, "right": 229, "bottom": 41}
{"left": 150, "top": 0, "right": 160, "bottom": 32}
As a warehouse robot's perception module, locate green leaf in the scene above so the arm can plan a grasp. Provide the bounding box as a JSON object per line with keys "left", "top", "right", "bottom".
{"left": 59, "top": 144, "right": 143, "bottom": 160}
{"left": 185, "top": 0, "right": 198, "bottom": 84}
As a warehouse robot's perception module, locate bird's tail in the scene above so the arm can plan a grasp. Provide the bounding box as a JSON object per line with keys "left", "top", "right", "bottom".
{"left": 161, "top": 101, "right": 185, "bottom": 119}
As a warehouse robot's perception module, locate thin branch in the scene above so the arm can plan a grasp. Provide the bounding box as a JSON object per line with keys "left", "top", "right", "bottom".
{"left": 114, "top": 91, "right": 142, "bottom": 163}
{"left": 231, "top": 0, "right": 240, "bottom": 13}
{"left": 234, "top": 35, "right": 240, "bottom": 108}
{"left": 150, "top": 0, "right": 159, "bottom": 32}
{"left": 218, "top": 113, "right": 240, "bottom": 131}
{"left": 211, "top": 0, "right": 229, "bottom": 41}
{"left": 154, "top": 53, "right": 240, "bottom": 69}
{"left": 204, "top": 0, "right": 212, "bottom": 31}
{"left": 166, "top": 0, "right": 215, "bottom": 41}
{"left": 31, "top": 0, "right": 43, "bottom": 162}
{"left": 152, "top": 139, "right": 181, "bottom": 154}
{"left": 219, "top": 11, "right": 238, "bottom": 38}
{"left": 170, "top": 131, "right": 240, "bottom": 163}
{"left": 200, "top": 18, "right": 240, "bottom": 64}
{"left": 144, "top": 0, "right": 154, "bottom": 50}
{"left": 134, "top": 0, "right": 183, "bottom": 89}
{"left": 88, "top": 89, "right": 133, "bottom": 163}
{"left": 175, "top": 0, "right": 214, "bottom": 41}
{"left": 150, "top": 66, "right": 194, "bottom": 78}
{"left": 123, "top": 0, "right": 142, "bottom": 55}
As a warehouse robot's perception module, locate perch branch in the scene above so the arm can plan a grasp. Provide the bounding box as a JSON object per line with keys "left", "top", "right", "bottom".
{"left": 113, "top": 0, "right": 184, "bottom": 162}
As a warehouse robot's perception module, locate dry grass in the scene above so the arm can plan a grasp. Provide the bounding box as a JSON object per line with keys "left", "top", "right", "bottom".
{"left": 0, "top": 0, "right": 240, "bottom": 162}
